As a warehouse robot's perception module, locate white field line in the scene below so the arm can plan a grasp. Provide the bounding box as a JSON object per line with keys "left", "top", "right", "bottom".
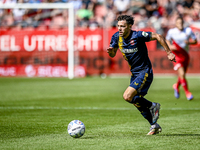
{"left": 0, "top": 106, "right": 200, "bottom": 111}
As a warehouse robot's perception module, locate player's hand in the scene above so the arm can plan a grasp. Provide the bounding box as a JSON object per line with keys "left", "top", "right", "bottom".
{"left": 107, "top": 47, "right": 117, "bottom": 57}
{"left": 167, "top": 52, "right": 176, "bottom": 62}
{"left": 107, "top": 47, "right": 114, "bottom": 53}
{"left": 184, "top": 40, "right": 189, "bottom": 45}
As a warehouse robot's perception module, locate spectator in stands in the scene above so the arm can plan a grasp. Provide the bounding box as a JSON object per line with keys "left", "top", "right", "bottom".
{"left": 92, "top": 2, "right": 107, "bottom": 28}
{"left": 82, "top": 0, "right": 92, "bottom": 9}
{"left": 0, "top": 0, "right": 199, "bottom": 30}
{"left": 181, "top": 0, "right": 194, "bottom": 15}
{"left": 182, "top": 0, "right": 194, "bottom": 9}
{"left": 106, "top": 0, "right": 114, "bottom": 10}
{"left": 190, "top": 0, "right": 200, "bottom": 21}
{"left": 164, "top": 0, "right": 177, "bottom": 15}
{"left": 129, "top": 0, "right": 146, "bottom": 15}
{"left": 133, "top": 9, "right": 149, "bottom": 29}
{"left": 145, "top": 0, "right": 159, "bottom": 17}
{"left": 0, "top": 10, "right": 15, "bottom": 29}
{"left": 104, "top": 0, "right": 117, "bottom": 28}
{"left": 13, "top": 0, "right": 26, "bottom": 23}
{"left": 0, "top": 0, "right": 17, "bottom": 28}
{"left": 76, "top": 3, "right": 93, "bottom": 27}
{"left": 68, "top": 0, "right": 82, "bottom": 12}
{"left": 113, "top": 0, "right": 130, "bottom": 14}
{"left": 50, "top": 13, "right": 65, "bottom": 29}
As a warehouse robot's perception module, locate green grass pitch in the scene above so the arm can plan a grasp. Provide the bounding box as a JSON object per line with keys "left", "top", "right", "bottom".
{"left": 0, "top": 76, "right": 200, "bottom": 150}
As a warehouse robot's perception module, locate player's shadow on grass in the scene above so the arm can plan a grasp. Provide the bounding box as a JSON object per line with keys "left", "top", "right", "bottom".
{"left": 160, "top": 134, "right": 200, "bottom": 136}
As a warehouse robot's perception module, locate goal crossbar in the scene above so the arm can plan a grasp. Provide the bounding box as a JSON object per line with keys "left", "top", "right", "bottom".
{"left": 0, "top": 3, "right": 75, "bottom": 79}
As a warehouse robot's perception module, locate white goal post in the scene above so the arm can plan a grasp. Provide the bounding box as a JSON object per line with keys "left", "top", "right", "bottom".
{"left": 0, "top": 3, "right": 75, "bottom": 79}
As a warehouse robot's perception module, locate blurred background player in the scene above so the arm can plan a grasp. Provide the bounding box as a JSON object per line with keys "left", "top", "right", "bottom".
{"left": 166, "top": 16, "right": 197, "bottom": 101}
{"left": 107, "top": 15, "right": 175, "bottom": 135}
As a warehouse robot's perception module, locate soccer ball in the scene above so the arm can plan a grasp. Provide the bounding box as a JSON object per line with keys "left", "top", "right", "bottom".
{"left": 67, "top": 120, "right": 85, "bottom": 138}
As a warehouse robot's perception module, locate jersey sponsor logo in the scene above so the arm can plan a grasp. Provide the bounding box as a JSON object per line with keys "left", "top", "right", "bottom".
{"left": 120, "top": 48, "right": 138, "bottom": 53}
{"left": 142, "top": 31, "right": 148, "bottom": 37}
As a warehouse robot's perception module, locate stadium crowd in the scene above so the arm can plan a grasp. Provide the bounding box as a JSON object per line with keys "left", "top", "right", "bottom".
{"left": 0, "top": 0, "right": 200, "bottom": 36}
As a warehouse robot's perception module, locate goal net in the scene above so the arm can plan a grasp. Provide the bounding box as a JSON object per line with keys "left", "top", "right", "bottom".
{"left": 0, "top": 3, "right": 83, "bottom": 79}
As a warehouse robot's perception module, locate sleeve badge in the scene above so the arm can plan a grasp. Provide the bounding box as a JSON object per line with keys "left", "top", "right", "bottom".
{"left": 142, "top": 31, "right": 148, "bottom": 37}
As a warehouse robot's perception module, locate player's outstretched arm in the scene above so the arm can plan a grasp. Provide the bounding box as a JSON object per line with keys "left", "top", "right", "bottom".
{"left": 185, "top": 39, "right": 197, "bottom": 45}
{"left": 166, "top": 40, "right": 177, "bottom": 50}
{"left": 150, "top": 32, "right": 176, "bottom": 62}
{"left": 107, "top": 47, "right": 118, "bottom": 58}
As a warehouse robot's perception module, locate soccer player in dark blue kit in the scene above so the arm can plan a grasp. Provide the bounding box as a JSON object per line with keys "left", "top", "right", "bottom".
{"left": 107, "top": 15, "right": 176, "bottom": 135}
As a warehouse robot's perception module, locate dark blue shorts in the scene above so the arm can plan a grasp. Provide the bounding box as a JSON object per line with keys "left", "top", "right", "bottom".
{"left": 130, "top": 68, "right": 153, "bottom": 96}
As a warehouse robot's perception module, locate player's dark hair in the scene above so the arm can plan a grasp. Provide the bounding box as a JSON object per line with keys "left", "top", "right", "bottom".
{"left": 176, "top": 16, "right": 184, "bottom": 22}
{"left": 117, "top": 15, "right": 134, "bottom": 25}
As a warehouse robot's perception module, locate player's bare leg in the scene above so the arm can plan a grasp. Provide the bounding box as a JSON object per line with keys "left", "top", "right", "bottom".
{"left": 177, "top": 67, "right": 193, "bottom": 100}
{"left": 123, "top": 86, "right": 161, "bottom": 135}
{"left": 173, "top": 77, "right": 181, "bottom": 99}
{"left": 123, "top": 86, "right": 137, "bottom": 102}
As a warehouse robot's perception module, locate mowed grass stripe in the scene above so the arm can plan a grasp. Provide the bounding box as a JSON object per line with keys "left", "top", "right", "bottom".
{"left": 1, "top": 106, "right": 200, "bottom": 111}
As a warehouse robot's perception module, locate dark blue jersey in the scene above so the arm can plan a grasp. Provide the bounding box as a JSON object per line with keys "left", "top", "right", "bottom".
{"left": 109, "top": 30, "right": 152, "bottom": 74}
